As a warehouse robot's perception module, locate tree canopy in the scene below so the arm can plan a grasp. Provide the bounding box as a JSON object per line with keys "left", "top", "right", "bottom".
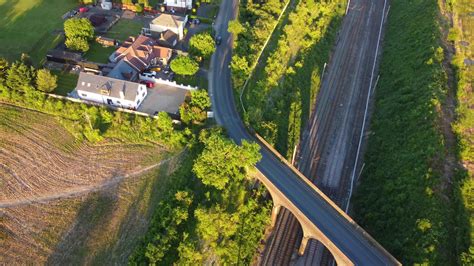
{"left": 179, "top": 89, "right": 211, "bottom": 124}
{"left": 193, "top": 129, "right": 261, "bottom": 190}
{"left": 170, "top": 56, "right": 199, "bottom": 76}
{"left": 228, "top": 20, "right": 245, "bottom": 36}
{"left": 36, "top": 69, "right": 58, "bottom": 92}
{"left": 64, "top": 18, "right": 94, "bottom": 52}
{"left": 189, "top": 32, "right": 216, "bottom": 59}
{"left": 6, "top": 61, "right": 35, "bottom": 89}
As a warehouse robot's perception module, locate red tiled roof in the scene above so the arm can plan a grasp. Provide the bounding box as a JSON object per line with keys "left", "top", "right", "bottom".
{"left": 114, "top": 35, "right": 171, "bottom": 71}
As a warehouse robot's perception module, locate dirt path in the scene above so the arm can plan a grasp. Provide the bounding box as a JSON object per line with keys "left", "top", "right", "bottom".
{"left": 0, "top": 151, "right": 183, "bottom": 208}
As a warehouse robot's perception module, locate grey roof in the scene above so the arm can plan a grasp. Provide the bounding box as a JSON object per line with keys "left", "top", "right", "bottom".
{"left": 76, "top": 72, "right": 141, "bottom": 101}
{"left": 107, "top": 59, "right": 138, "bottom": 80}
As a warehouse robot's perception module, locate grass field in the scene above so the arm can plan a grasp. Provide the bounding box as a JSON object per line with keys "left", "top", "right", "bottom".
{"left": 51, "top": 70, "right": 79, "bottom": 96}
{"left": 0, "top": 0, "right": 77, "bottom": 64}
{"left": 105, "top": 19, "right": 143, "bottom": 42}
{"left": 84, "top": 42, "right": 116, "bottom": 64}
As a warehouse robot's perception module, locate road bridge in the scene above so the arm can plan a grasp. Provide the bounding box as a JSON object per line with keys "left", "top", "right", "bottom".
{"left": 208, "top": 0, "right": 400, "bottom": 264}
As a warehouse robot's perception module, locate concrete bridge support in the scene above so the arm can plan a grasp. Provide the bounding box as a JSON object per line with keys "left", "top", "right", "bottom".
{"left": 262, "top": 169, "right": 355, "bottom": 266}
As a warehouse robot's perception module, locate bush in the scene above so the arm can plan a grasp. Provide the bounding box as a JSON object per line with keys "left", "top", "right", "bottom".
{"left": 170, "top": 56, "right": 199, "bottom": 76}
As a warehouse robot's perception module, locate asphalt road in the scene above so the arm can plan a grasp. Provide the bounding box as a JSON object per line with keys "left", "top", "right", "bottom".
{"left": 208, "top": 0, "right": 398, "bottom": 264}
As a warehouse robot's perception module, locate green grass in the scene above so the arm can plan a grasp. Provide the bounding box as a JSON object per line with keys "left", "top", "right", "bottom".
{"left": 0, "top": 0, "right": 77, "bottom": 64}
{"left": 84, "top": 42, "right": 116, "bottom": 64}
{"left": 105, "top": 19, "right": 143, "bottom": 42}
{"left": 353, "top": 0, "right": 471, "bottom": 264}
{"left": 51, "top": 70, "right": 78, "bottom": 96}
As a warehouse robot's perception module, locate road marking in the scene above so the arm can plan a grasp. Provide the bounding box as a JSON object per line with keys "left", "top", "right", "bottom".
{"left": 345, "top": 0, "right": 387, "bottom": 213}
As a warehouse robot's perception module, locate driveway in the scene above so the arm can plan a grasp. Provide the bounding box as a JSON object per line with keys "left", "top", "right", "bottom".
{"left": 137, "top": 84, "right": 189, "bottom": 115}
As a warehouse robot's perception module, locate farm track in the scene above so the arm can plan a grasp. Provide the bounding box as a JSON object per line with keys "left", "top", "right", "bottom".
{"left": 260, "top": 0, "right": 387, "bottom": 264}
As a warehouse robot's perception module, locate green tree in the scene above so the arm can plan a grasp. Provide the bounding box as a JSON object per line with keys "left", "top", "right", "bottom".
{"left": 36, "top": 69, "right": 58, "bottom": 92}
{"left": 228, "top": 20, "right": 245, "bottom": 36}
{"left": 0, "top": 58, "right": 8, "bottom": 85}
{"left": 138, "top": 0, "right": 150, "bottom": 8}
{"left": 156, "top": 111, "right": 174, "bottom": 137}
{"left": 179, "top": 89, "right": 211, "bottom": 124}
{"left": 193, "top": 129, "right": 261, "bottom": 190}
{"left": 65, "top": 36, "right": 90, "bottom": 52}
{"left": 195, "top": 206, "right": 238, "bottom": 245}
{"left": 230, "top": 55, "right": 250, "bottom": 88}
{"left": 189, "top": 32, "right": 216, "bottom": 59}
{"left": 6, "top": 61, "right": 35, "bottom": 89}
{"left": 135, "top": 3, "right": 144, "bottom": 13}
{"left": 170, "top": 56, "right": 199, "bottom": 76}
{"left": 64, "top": 18, "right": 94, "bottom": 52}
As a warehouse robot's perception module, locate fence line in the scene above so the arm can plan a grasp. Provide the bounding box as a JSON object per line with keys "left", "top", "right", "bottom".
{"left": 139, "top": 75, "right": 199, "bottom": 90}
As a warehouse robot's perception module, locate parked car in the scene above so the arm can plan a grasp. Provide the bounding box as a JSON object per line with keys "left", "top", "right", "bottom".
{"left": 192, "top": 18, "right": 201, "bottom": 25}
{"left": 79, "top": 7, "right": 89, "bottom": 13}
{"left": 151, "top": 67, "right": 161, "bottom": 72}
{"left": 141, "top": 71, "right": 157, "bottom": 78}
{"left": 215, "top": 35, "right": 222, "bottom": 45}
{"left": 140, "top": 80, "right": 155, "bottom": 88}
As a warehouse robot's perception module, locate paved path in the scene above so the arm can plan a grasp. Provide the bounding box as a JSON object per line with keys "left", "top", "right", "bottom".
{"left": 208, "top": 0, "right": 398, "bottom": 264}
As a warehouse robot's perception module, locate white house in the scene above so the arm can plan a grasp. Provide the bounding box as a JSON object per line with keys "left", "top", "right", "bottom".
{"left": 164, "top": 0, "right": 192, "bottom": 12}
{"left": 150, "top": 14, "right": 188, "bottom": 40}
{"left": 76, "top": 72, "right": 147, "bottom": 110}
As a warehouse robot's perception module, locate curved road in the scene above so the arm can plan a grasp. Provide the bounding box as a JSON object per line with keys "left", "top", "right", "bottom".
{"left": 208, "top": 0, "right": 398, "bottom": 264}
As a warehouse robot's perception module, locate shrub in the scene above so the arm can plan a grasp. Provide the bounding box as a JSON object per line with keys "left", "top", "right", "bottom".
{"left": 36, "top": 69, "right": 58, "bottom": 92}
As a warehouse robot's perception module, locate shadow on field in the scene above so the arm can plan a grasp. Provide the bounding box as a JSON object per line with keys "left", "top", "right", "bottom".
{"left": 46, "top": 157, "right": 177, "bottom": 265}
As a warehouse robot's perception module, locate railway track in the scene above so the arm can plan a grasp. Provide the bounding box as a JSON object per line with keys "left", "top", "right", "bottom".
{"left": 260, "top": 0, "right": 388, "bottom": 264}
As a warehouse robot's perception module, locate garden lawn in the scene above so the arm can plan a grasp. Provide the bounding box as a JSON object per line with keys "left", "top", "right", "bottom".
{"left": 85, "top": 42, "right": 116, "bottom": 64}
{"left": 0, "top": 0, "right": 77, "bottom": 64}
{"left": 51, "top": 70, "right": 78, "bottom": 96}
{"left": 105, "top": 19, "right": 143, "bottom": 42}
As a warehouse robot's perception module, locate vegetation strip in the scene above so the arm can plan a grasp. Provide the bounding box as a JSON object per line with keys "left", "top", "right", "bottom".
{"left": 353, "top": 0, "right": 471, "bottom": 264}
{"left": 231, "top": 0, "right": 346, "bottom": 158}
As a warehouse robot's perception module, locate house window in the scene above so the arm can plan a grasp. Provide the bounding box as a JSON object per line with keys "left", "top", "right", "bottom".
{"left": 142, "top": 92, "right": 145, "bottom": 97}
{"left": 81, "top": 93, "right": 87, "bottom": 97}
{"left": 81, "top": 82, "right": 85, "bottom": 86}
{"left": 117, "top": 100, "right": 121, "bottom": 104}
